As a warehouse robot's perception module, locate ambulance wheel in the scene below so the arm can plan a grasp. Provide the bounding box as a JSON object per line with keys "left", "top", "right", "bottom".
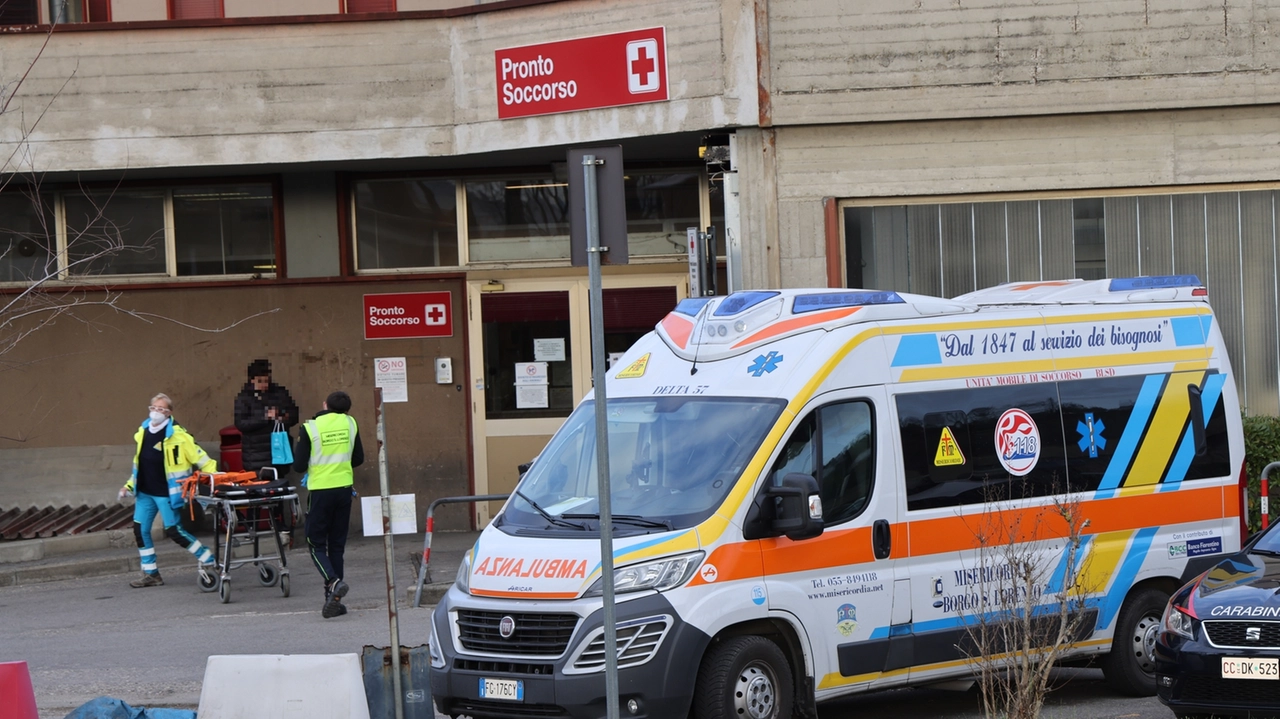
{"left": 219, "top": 578, "right": 232, "bottom": 604}
{"left": 693, "top": 636, "right": 793, "bottom": 719}
{"left": 197, "top": 567, "right": 219, "bottom": 593}
{"left": 258, "top": 563, "right": 279, "bottom": 587}
{"left": 279, "top": 573, "right": 290, "bottom": 598}
{"left": 1102, "top": 587, "right": 1168, "bottom": 696}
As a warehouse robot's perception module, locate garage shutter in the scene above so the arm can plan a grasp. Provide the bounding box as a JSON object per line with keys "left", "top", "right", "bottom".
{"left": 481, "top": 292, "right": 569, "bottom": 324}
{"left": 170, "top": 0, "right": 223, "bottom": 18}
{"left": 602, "top": 287, "right": 676, "bottom": 331}
{"left": 345, "top": 0, "right": 395, "bottom": 11}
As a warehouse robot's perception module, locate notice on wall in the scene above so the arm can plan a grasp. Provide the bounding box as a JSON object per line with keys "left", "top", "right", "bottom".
{"left": 534, "top": 338, "right": 566, "bottom": 362}
{"left": 516, "top": 384, "right": 550, "bottom": 409}
{"left": 374, "top": 357, "right": 409, "bottom": 403}
{"left": 360, "top": 494, "right": 417, "bottom": 536}
{"left": 515, "top": 362, "right": 549, "bottom": 386}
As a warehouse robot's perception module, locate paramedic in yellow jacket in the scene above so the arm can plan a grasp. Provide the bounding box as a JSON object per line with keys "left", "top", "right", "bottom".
{"left": 118, "top": 393, "right": 217, "bottom": 588}
{"left": 292, "top": 390, "right": 364, "bottom": 618}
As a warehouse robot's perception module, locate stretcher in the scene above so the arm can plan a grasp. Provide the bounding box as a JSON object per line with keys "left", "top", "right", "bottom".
{"left": 183, "top": 468, "right": 298, "bottom": 604}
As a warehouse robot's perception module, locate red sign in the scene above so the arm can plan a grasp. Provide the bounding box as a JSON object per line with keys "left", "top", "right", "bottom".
{"left": 363, "top": 291, "right": 453, "bottom": 340}
{"left": 495, "top": 27, "right": 668, "bottom": 119}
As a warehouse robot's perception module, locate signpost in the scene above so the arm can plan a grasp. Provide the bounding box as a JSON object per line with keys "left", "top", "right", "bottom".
{"left": 568, "top": 146, "right": 627, "bottom": 719}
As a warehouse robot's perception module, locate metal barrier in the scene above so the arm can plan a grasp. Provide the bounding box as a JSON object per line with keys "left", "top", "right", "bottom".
{"left": 1262, "top": 463, "right": 1280, "bottom": 531}
{"left": 411, "top": 494, "right": 509, "bottom": 608}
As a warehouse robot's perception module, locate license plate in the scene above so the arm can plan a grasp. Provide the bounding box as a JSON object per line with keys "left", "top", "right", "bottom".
{"left": 479, "top": 677, "right": 524, "bottom": 701}
{"left": 1222, "top": 657, "right": 1280, "bottom": 680}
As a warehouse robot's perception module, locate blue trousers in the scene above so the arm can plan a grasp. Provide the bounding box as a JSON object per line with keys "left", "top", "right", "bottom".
{"left": 133, "top": 493, "right": 213, "bottom": 575}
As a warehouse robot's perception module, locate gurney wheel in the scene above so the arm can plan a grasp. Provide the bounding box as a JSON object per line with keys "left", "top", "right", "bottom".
{"left": 219, "top": 579, "right": 232, "bottom": 604}
{"left": 258, "top": 563, "right": 279, "bottom": 587}
{"left": 280, "top": 573, "right": 291, "bottom": 598}
{"left": 198, "top": 567, "right": 219, "bottom": 593}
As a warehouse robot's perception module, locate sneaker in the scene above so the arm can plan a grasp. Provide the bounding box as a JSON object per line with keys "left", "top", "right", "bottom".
{"left": 322, "top": 596, "right": 345, "bottom": 618}
{"left": 329, "top": 578, "right": 349, "bottom": 601}
{"left": 130, "top": 572, "right": 164, "bottom": 588}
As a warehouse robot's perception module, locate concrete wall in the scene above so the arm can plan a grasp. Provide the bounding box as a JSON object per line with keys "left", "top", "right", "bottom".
{"left": 0, "top": 279, "right": 473, "bottom": 529}
{"left": 0, "top": 0, "right": 759, "bottom": 173}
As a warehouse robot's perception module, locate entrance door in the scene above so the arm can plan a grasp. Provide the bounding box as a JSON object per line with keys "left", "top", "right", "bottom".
{"left": 467, "top": 275, "right": 685, "bottom": 524}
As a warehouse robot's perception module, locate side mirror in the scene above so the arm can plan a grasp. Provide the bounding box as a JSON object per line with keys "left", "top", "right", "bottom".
{"left": 768, "top": 472, "right": 825, "bottom": 541}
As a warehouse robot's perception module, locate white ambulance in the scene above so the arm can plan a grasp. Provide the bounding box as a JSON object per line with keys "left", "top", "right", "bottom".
{"left": 429, "top": 276, "right": 1244, "bottom": 719}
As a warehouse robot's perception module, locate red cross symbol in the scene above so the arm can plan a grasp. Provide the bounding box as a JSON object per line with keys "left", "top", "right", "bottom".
{"left": 630, "top": 46, "right": 655, "bottom": 87}
{"left": 425, "top": 304, "right": 447, "bottom": 325}
{"left": 626, "top": 38, "right": 660, "bottom": 94}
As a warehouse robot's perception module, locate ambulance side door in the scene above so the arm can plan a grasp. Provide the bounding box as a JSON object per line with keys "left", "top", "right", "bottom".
{"left": 756, "top": 387, "right": 906, "bottom": 694}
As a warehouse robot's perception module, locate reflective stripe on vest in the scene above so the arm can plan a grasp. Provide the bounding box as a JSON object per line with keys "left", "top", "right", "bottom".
{"left": 305, "top": 414, "right": 357, "bottom": 490}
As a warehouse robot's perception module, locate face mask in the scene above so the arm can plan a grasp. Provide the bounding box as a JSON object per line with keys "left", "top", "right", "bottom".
{"left": 149, "top": 411, "right": 168, "bottom": 424}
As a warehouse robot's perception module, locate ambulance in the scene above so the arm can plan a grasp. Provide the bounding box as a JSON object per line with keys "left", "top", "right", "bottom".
{"left": 428, "top": 276, "right": 1245, "bottom": 719}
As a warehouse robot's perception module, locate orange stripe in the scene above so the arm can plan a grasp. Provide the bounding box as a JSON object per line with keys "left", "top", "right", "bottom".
{"left": 470, "top": 589, "right": 579, "bottom": 599}
{"left": 731, "top": 307, "right": 860, "bottom": 348}
{"left": 1011, "top": 281, "right": 1074, "bottom": 291}
{"left": 661, "top": 313, "right": 693, "bottom": 349}
{"left": 687, "top": 539, "right": 765, "bottom": 587}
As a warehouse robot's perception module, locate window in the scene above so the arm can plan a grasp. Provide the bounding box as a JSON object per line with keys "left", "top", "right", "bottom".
{"left": 354, "top": 178, "right": 458, "bottom": 269}
{"left": 0, "top": 192, "right": 55, "bottom": 282}
{"left": 172, "top": 185, "right": 275, "bottom": 275}
{"left": 0, "top": 0, "right": 38, "bottom": 24}
{"left": 344, "top": 0, "right": 394, "bottom": 10}
{"left": 625, "top": 171, "right": 701, "bottom": 256}
{"left": 49, "top": 0, "right": 109, "bottom": 22}
{"left": 466, "top": 177, "right": 570, "bottom": 263}
{"left": 481, "top": 291, "right": 573, "bottom": 419}
{"left": 0, "top": 182, "right": 276, "bottom": 282}
{"left": 768, "top": 400, "right": 877, "bottom": 525}
{"left": 169, "top": 0, "right": 223, "bottom": 19}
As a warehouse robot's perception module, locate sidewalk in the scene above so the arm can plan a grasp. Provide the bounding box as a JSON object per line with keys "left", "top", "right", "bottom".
{"left": 0, "top": 524, "right": 479, "bottom": 607}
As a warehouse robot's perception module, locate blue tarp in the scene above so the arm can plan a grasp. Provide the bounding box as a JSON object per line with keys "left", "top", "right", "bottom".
{"left": 63, "top": 697, "right": 196, "bottom": 719}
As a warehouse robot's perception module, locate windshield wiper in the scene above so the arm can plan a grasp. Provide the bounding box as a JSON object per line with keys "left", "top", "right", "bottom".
{"left": 515, "top": 490, "right": 588, "bottom": 530}
{"left": 563, "top": 513, "right": 674, "bottom": 531}
{"left": 1251, "top": 548, "right": 1280, "bottom": 557}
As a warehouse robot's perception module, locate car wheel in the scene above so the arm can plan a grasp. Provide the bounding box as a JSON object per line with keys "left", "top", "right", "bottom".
{"left": 693, "top": 636, "right": 793, "bottom": 719}
{"left": 1102, "top": 587, "right": 1169, "bottom": 696}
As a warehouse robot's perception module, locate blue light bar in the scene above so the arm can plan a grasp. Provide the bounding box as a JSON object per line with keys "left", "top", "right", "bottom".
{"left": 1108, "top": 275, "right": 1203, "bottom": 292}
{"left": 792, "top": 292, "right": 905, "bottom": 313}
{"left": 673, "top": 298, "right": 713, "bottom": 317}
{"left": 712, "top": 291, "right": 780, "bottom": 317}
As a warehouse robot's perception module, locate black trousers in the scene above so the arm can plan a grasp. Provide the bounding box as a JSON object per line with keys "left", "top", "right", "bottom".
{"left": 306, "top": 486, "right": 352, "bottom": 592}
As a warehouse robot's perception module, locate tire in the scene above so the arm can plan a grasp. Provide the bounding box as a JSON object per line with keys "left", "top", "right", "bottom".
{"left": 280, "top": 573, "right": 291, "bottom": 598}
{"left": 1102, "top": 587, "right": 1169, "bottom": 696}
{"left": 258, "top": 563, "right": 279, "bottom": 587}
{"left": 693, "top": 636, "right": 794, "bottom": 719}
{"left": 197, "top": 566, "right": 219, "bottom": 593}
{"left": 219, "top": 578, "right": 232, "bottom": 604}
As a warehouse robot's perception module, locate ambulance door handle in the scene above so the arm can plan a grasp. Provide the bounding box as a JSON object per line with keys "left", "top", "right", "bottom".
{"left": 872, "top": 519, "right": 892, "bottom": 560}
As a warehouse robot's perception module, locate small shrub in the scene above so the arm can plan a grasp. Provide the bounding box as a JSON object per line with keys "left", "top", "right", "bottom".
{"left": 1242, "top": 414, "right": 1280, "bottom": 534}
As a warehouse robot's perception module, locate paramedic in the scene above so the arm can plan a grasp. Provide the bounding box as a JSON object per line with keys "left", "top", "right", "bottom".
{"left": 293, "top": 391, "right": 364, "bottom": 618}
{"left": 118, "top": 393, "right": 218, "bottom": 588}
{"left": 233, "top": 358, "right": 299, "bottom": 478}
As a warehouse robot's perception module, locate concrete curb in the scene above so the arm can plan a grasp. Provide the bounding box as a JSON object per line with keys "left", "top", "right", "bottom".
{"left": 0, "top": 525, "right": 168, "bottom": 565}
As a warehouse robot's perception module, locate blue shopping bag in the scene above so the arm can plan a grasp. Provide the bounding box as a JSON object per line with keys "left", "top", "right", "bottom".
{"left": 270, "top": 420, "right": 294, "bottom": 465}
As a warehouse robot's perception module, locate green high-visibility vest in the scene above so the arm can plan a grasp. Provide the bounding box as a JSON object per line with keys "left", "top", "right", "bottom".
{"left": 304, "top": 413, "right": 357, "bottom": 490}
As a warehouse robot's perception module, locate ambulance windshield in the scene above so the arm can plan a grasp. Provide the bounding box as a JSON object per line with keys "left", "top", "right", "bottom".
{"left": 501, "top": 396, "right": 786, "bottom": 534}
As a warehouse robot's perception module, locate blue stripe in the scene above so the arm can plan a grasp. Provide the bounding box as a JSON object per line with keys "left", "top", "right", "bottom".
{"left": 1170, "top": 315, "right": 1214, "bottom": 347}
{"left": 586, "top": 530, "right": 695, "bottom": 578}
{"left": 891, "top": 334, "right": 942, "bottom": 367}
{"left": 1097, "top": 527, "right": 1159, "bottom": 630}
{"left": 1045, "top": 535, "right": 1093, "bottom": 595}
{"left": 1096, "top": 375, "right": 1166, "bottom": 498}
{"left": 1161, "top": 373, "right": 1227, "bottom": 492}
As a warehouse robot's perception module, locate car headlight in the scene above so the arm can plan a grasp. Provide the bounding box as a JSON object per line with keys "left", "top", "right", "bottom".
{"left": 583, "top": 552, "right": 704, "bottom": 597}
{"left": 1161, "top": 601, "right": 1197, "bottom": 640}
{"left": 455, "top": 553, "right": 471, "bottom": 595}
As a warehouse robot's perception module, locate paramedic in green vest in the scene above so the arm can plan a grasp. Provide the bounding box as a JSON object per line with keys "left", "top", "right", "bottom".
{"left": 293, "top": 390, "right": 364, "bottom": 618}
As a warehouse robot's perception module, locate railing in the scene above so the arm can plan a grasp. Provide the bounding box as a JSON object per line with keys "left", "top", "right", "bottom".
{"left": 411, "top": 494, "right": 509, "bottom": 608}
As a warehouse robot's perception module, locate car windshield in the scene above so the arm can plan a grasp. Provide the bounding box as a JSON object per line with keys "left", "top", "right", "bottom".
{"left": 1252, "top": 524, "right": 1280, "bottom": 554}
{"left": 499, "top": 396, "right": 785, "bottom": 535}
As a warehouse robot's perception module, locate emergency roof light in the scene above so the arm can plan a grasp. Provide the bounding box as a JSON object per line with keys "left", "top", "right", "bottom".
{"left": 673, "top": 297, "right": 713, "bottom": 317}
{"left": 1108, "top": 275, "right": 1203, "bottom": 292}
{"left": 792, "top": 291, "right": 905, "bottom": 313}
{"left": 712, "top": 291, "right": 780, "bottom": 316}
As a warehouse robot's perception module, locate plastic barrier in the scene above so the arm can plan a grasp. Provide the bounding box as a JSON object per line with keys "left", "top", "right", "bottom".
{"left": 196, "top": 654, "right": 370, "bottom": 719}
{"left": 0, "top": 660, "right": 38, "bottom": 719}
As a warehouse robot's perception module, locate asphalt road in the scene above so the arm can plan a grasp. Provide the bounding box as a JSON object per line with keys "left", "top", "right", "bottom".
{"left": 2, "top": 532, "right": 1173, "bottom": 719}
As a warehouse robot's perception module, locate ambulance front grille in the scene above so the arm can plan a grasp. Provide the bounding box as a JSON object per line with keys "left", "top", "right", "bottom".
{"left": 456, "top": 609, "right": 579, "bottom": 656}
{"left": 570, "top": 616, "right": 670, "bottom": 672}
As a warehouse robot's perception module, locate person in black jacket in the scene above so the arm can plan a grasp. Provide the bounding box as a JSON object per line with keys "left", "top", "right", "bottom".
{"left": 233, "top": 359, "right": 299, "bottom": 478}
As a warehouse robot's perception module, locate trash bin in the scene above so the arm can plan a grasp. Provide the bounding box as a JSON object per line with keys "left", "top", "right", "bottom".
{"left": 361, "top": 645, "right": 433, "bottom": 719}
{"left": 219, "top": 425, "right": 243, "bottom": 472}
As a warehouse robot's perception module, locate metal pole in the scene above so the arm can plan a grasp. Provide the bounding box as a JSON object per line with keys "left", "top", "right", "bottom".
{"left": 375, "top": 387, "right": 404, "bottom": 719}
{"left": 583, "top": 153, "right": 621, "bottom": 719}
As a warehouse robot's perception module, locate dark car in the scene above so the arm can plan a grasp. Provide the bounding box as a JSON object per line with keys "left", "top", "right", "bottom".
{"left": 1155, "top": 524, "right": 1280, "bottom": 718}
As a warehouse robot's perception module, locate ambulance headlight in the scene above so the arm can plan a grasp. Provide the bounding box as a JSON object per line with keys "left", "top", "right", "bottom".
{"left": 455, "top": 554, "right": 472, "bottom": 595}
{"left": 583, "top": 552, "right": 704, "bottom": 597}
{"left": 428, "top": 620, "right": 445, "bottom": 668}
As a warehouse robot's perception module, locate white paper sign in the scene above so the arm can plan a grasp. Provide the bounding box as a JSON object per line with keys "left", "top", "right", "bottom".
{"left": 607, "top": 352, "right": 624, "bottom": 369}
{"left": 515, "top": 361, "right": 549, "bottom": 386}
{"left": 361, "top": 494, "right": 417, "bottom": 536}
{"left": 516, "top": 384, "right": 549, "bottom": 409}
{"left": 374, "top": 357, "right": 408, "bottom": 403}
{"left": 533, "top": 338, "right": 566, "bottom": 362}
